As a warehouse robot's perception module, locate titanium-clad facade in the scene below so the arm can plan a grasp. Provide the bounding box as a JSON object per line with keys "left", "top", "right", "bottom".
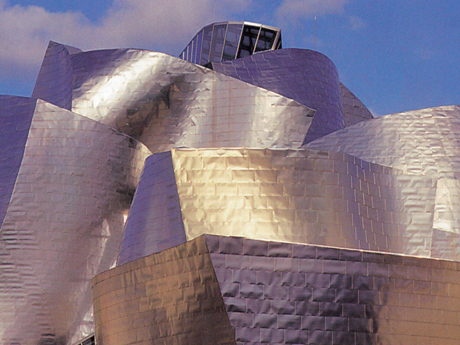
{"left": 95, "top": 235, "right": 460, "bottom": 345}
{"left": 1, "top": 20, "right": 459, "bottom": 345}
{"left": 0, "top": 97, "right": 150, "bottom": 345}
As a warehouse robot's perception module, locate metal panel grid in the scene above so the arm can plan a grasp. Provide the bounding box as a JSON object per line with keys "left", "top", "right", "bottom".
{"left": 211, "top": 49, "right": 345, "bottom": 143}
{"left": 0, "top": 98, "right": 151, "bottom": 345}
{"left": 93, "top": 234, "right": 460, "bottom": 345}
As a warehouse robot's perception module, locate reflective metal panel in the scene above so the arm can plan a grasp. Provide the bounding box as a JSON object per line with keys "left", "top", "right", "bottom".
{"left": 117, "top": 152, "right": 185, "bottom": 265}
{"left": 68, "top": 48, "right": 315, "bottom": 152}
{"left": 92, "top": 236, "right": 236, "bottom": 345}
{"left": 305, "top": 105, "right": 460, "bottom": 179}
{"left": 0, "top": 96, "right": 36, "bottom": 227}
{"left": 211, "top": 49, "right": 345, "bottom": 143}
{"left": 119, "top": 148, "right": 451, "bottom": 265}
{"left": 306, "top": 105, "right": 460, "bottom": 259}
{"left": 32, "top": 41, "right": 81, "bottom": 110}
{"left": 0, "top": 98, "right": 150, "bottom": 345}
{"left": 207, "top": 235, "right": 460, "bottom": 345}
{"left": 93, "top": 235, "right": 460, "bottom": 345}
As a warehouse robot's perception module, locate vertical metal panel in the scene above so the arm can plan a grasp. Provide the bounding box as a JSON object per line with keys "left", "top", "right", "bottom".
{"left": 117, "top": 152, "right": 186, "bottom": 265}
{"left": 92, "top": 236, "right": 236, "bottom": 345}
{"left": 0, "top": 98, "right": 150, "bottom": 345}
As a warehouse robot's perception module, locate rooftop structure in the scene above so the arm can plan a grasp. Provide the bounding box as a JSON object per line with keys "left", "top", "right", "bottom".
{"left": 0, "top": 21, "right": 459, "bottom": 345}
{"left": 179, "top": 21, "right": 282, "bottom": 65}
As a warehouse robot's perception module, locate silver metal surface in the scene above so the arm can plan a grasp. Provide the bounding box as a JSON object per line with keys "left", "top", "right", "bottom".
{"left": 0, "top": 97, "right": 150, "bottom": 345}
{"left": 211, "top": 48, "right": 345, "bottom": 143}
{"left": 3, "top": 24, "right": 460, "bottom": 345}
{"left": 95, "top": 235, "right": 460, "bottom": 345}
{"left": 33, "top": 43, "right": 315, "bottom": 152}
{"left": 119, "top": 148, "right": 449, "bottom": 265}
{"left": 306, "top": 105, "right": 460, "bottom": 260}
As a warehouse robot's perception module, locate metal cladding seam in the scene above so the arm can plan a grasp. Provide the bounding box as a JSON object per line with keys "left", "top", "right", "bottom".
{"left": 305, "top": 105, "right": 460, "bottom": 260}
{"left": 211, "top": 48, "right": 345, "bottom": 144}
{"left": 0, "top": 98, "right": 151, "bottom": 345}
{"left": 32, "top": 43, "right": 317, "bottom": 152}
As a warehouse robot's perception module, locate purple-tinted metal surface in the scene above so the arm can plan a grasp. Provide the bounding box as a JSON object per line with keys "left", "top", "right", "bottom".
{"left": 211, "top": 48, "right": 345, "bottom": 143}
{"left": 0, "top": 96, "right": 35, "bottom": 227}
{"left": 0, "top": 98, "right": 151, "bottom": 345}
{"left": 32, "top": 41, "right": 81, "bottom": 110}
{"left": 339, "top": 82, "right": 373, "bottom": 127}
{"left": 117, "top": 152, "right": 186, "bottom": 265}
{"left": 93, "top": 234, "right": 460, "bottom": 345}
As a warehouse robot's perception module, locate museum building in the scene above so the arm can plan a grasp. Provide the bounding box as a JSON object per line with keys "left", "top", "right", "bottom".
{"left": 1, "top": 21, "right": 460, "bottom": 345}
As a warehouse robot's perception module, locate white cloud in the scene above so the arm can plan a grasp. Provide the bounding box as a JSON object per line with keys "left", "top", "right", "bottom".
{"left": 275, "top": 0, "right": 348, "bottom": 24}
{"left": 0, "top": 0, "right": 246, "bottom": 82}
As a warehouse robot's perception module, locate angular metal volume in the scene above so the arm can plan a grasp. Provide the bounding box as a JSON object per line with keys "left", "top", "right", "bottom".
{"left": 0, "top": 97, "right": 150, "bottom": 345}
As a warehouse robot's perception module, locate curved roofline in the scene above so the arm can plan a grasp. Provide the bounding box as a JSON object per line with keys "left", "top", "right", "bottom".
{"left": 201, "top": 21, "right": 280, "bottom": 32}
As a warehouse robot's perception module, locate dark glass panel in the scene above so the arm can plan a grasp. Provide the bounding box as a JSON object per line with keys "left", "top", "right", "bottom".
{"left": 195, "top": 31, "right": 203, "bottom": 64}
{"left": 210, "top": 24, "right": 227, "bottom": 62}
{"left": 237, "top": 25, "right": 260, "bottom": 58}
{"left": 255, "top": 29, "right": 277, "bottom": 52}
{"left": 222, "top": 24, "right": 243, "bottom": 61}
{"left": 200, "top": 26, "right": 213, "bottom": 64}
{"left": 191, "top": 37, "right": 197, "bottom": 64}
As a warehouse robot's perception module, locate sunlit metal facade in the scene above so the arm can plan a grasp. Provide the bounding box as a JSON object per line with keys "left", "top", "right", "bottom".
{"left": 1, "top": 21, "right": 459, "bottom": 345}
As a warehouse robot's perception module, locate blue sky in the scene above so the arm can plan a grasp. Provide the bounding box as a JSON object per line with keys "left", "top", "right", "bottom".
{"left": 0, "top": 0, "right": 458, "bottom": 116}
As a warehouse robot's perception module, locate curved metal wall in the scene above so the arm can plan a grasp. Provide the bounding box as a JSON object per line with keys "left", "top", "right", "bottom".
{"left": 211, "top": 48, "right": 345, "bottom": 143}
{"left": 0, "top": 98, "right": 151, "bottom": 345}
{"left": 68, "top": 48, "right": 315, "bottom": 152}
{"left": 32, "top": 41, "right": 80, "bottom": 110}
{"left": 305, "top": 105, "right": 460, "bottom": 260}
{"left": 94, "top": 235, "right": 460, "bottom": 345}
{"left": 339, "top": 82, "right": 373, "bottom": 127}
{"left": 119, "top": 148, "right": 450, "bottom": 265}
{"left": 0, "top": 96, "right": 36, "bottom": 227}
{"left": 117, "top": 152, "right": 185, "bottom": 265}
{"left": 305, "top": 105, "right": 460, "bottom": 179}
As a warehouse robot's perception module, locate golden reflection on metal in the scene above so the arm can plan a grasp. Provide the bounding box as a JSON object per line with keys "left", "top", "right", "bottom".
{"left": 95, "top": 235, "right": 460, "bottom": 345}
{"left": 306, "top": 105, "right": 460, "bottom": 260}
